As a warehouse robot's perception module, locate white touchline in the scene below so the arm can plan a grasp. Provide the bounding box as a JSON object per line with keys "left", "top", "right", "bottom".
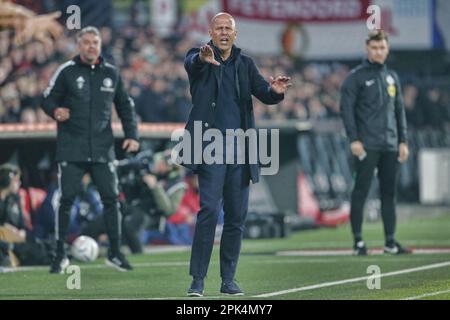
{"left": 89, "top": 296, "right": 225, "bottom": 300}
{"left": 401, "top": 288, "right": 450, "bottom": 300}
{"left": 254, "top": 261, "right": 450, "bottom": 298}
{"left": 1, "top": 258, "right": 335, "bottom": 273}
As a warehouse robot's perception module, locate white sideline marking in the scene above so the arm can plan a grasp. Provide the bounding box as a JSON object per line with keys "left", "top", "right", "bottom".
{"left": 254, "top": 261, "right": 450, "bottom": 298}
{"left": 0, "top": 258, "right": 336, "bottom": 273}
{"left": 90, "top": 296, "right": 226, "bottom": 300}
{"left": 142, "top": 245, "right": 190, "bottom": 254}
{"left": 277, "top": 248, "right": 450, "bottom": 256}
{"left": 401, "top": 289, "right": 450, "bottom": 300}
{"left": 0, "top": 261, "right": 190, "bottom": 273}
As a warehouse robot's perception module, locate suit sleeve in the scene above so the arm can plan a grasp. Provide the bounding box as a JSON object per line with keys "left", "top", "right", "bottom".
{"left": 249, "top": 58, "right": 284, "bottom": 105}
{"left": 340, "top": 72, "right": 360, "bottom": 142}
{"left": 114, "top": 73, "right": 138, "bottom": 141}
{"left": 184, "top": 48, "right": 208, "bottom": 79}
{"left": 42, "top": 67, "right": 66, "bottom": 119}
{"left": 393, "top": 72, "right": 408, "bottom": 144}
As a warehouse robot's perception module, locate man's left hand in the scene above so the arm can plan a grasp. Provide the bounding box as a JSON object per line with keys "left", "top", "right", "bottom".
{"left": 398, "top": 142, "right": 409, "bottom": 163}
{"left": 122, "top": 139, "right": 139, "bottom": 153}
{"left": 269, "top": 76, "right": 292, "bottom": 94}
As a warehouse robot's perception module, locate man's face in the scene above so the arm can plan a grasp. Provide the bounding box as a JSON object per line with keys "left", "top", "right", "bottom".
{"left": 78, "top": 33, "right": 101, "bottom": 64}
{"left": 209, "top": 15, "right": 237, "bottom": 53}
{"left": 154, "top": 159, "right": 170, "bottom": 175}
{"left": 366, "top": 39, "right": 389, "bottom": 64}
{"left": 9, "top": 172, "right": 21, "bottom": 194}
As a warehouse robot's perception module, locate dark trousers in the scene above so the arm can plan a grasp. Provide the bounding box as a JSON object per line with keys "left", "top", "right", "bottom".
{"left": 189, "top": 163, "right": 250, "bottom": 282}
{"left": 350, "top": 150, "right": 398, "bottom": 242}
{"left": 56, "top": 162, "right": 121, "bottom": 255}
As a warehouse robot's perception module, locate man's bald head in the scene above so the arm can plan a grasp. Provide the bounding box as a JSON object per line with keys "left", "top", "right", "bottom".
{"left": 208, "top": 12, "right": 237, "bottom": 58}
{"left": 210, "top": 12, "right": 236, "bottom": 29}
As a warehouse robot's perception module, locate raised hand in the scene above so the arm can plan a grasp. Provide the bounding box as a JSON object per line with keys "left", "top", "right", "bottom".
{"left": 269, "top": 76, "right": 292, "bottom": 94}
{"left": 14, "top": 11, "right": 62, "bottom": 46}
{"left": 199, "top": 44, "right": 220, "bottom": 66}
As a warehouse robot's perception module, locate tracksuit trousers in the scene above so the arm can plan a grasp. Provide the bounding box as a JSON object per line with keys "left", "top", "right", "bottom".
{"left": 55, "top": 162, "right": 121, "bottom": 256}
{"left": 350, "top": 150, "right": 399, "bottom": 243}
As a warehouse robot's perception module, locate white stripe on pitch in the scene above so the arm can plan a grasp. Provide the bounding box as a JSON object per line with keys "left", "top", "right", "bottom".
{"left": 401, "top": 288, "right": 450, "bottom": 300}
{"left": 254, "top": 260, "right": 450, "bottom": 298}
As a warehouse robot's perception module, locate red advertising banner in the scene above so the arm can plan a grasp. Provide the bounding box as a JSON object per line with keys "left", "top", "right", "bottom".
{"left": 222, "top": 0, "right": 371, "bottom": 22}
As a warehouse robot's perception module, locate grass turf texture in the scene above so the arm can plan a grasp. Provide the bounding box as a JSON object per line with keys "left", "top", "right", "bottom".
{"left": 1, "top": 213, "right": 449, "bottom": 300}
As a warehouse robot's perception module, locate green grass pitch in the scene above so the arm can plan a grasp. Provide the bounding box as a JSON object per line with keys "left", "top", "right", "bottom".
{"left": 1, "top": 213, "right": 449, "bottom": 300}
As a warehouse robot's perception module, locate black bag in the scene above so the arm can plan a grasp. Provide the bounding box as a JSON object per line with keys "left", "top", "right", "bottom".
{"left": 13, "top": 239, "right": 53, "bottom": 266}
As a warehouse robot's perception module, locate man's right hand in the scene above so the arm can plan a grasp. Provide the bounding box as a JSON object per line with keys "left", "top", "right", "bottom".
{"left": 142, "top": 174, "right": 158, "bottom": 189}
{"left": 53, "top": 107, "right": 70, "bottom": 122}
{"left": 351, "top": 141, "right": 366, "bottom": 158}
{"left": 199, "top": 44, "right": 220, "bottom": 66}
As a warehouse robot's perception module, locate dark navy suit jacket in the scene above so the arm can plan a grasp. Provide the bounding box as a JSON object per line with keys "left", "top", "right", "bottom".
{"left": 182, "top": 43, "right": 284, "bottom": 183}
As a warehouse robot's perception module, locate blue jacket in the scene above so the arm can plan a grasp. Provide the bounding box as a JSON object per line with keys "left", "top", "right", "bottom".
{"left": 183, "top": 43, "right": 284, "bottom": 183}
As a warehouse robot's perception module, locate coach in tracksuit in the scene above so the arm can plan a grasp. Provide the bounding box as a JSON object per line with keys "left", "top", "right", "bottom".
{"left": 42, "top": 26, "right": 139, "bottom": 273}
{"left": 340, "top": 30, "right": 411, "bottom": 256}
{"left": 182, "top": 13, "right": 291, "bottom": 296}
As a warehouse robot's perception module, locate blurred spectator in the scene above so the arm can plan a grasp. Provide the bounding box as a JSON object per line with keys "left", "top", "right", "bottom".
{"left": 421, "top": 87, "right": 447, "bottom": 129}
{"left": 34, "top": 174, "right": 103, "bottom": 244}
{"left": 163, "top": 173, "right": 200, "bottom": 245}
{"left": 0, "top": 0, "right": 62, "bottom": 46}
{"left": 403, "top": 84, "right": 423, "bottom": 128}
{"left": 0, "top": 164, "right": 51, "bottom": 266}
{"left": 0, "top": 9, "right": 448, "bottom": 128}
{"left": 0, "top": 164, "right": 26, "bottom": 266}
{"left": 121, "top": 150, "right": 187, "bottom": 252}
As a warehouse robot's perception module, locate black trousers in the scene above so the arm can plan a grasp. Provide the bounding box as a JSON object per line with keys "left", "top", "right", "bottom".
{"left": 56, "top": 162, "right": 121, "bottom": 255}
{"left": 190, "top": 163, "right": 250, "bottom": 282}
{"left": 350, "top": 150, "right": 398, "bottom": 242}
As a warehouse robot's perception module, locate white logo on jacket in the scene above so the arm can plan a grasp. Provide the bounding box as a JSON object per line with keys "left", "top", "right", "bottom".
{"left": 76, "top": 76, "right": 85, "bottom": 89}
{"left": 101, "top": 77, "right": 114, "bottom": 92}
{"left": 386, "top": 74, "right": 395, "bottom": 85}
{"left": 365, "top": 79, "right": 375, "bottom": 87}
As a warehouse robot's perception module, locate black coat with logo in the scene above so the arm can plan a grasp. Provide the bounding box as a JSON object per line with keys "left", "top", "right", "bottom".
{"left": 340, "top": 59, "right": 407, "bottom": 151}
{"left": 42, "top": 55, "right": 138, "bottom": 162}
{"left": 183, "top": 43, "right": 284, "bottom": 183}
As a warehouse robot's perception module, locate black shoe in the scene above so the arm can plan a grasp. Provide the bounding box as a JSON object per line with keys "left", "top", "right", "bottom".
{"left": 353, "top": 241, "right": 368, "bottom": 256}
{"left": 187, "top": 278, "right": 204, "bottom": 297}
{"left": 105, "top": 252, "right": 133, "bottom": 271}
{"left": 220, "top": 280, "right": 244, "bottom": 296}
{"left": 384, "top": 241, "right": 412, "bottom": 255}
{"left": 49, "top": 255, "right": 70, "bottom": 274}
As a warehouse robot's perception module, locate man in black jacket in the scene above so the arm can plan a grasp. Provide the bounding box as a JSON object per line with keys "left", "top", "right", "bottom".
{"left": 42, "top": 26, "right": 139, "bottom": 273}
{"left": 340, "top": 30, "right": 411, "bottom": 256}
{"left": 182, "top": 12, "right": 291, "bottom": 296}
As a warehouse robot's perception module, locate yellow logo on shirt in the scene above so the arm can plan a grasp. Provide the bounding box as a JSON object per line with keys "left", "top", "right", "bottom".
{"left": 387, "top": 85, "right": 396, "bottom": 97}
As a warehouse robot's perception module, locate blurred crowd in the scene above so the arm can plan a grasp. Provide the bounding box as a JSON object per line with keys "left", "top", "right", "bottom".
{"left": 1, "top": 24, "right": 450, "bottom": 129}
{"left": 1, "top": 151, "right": 201, "bottom": 267}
